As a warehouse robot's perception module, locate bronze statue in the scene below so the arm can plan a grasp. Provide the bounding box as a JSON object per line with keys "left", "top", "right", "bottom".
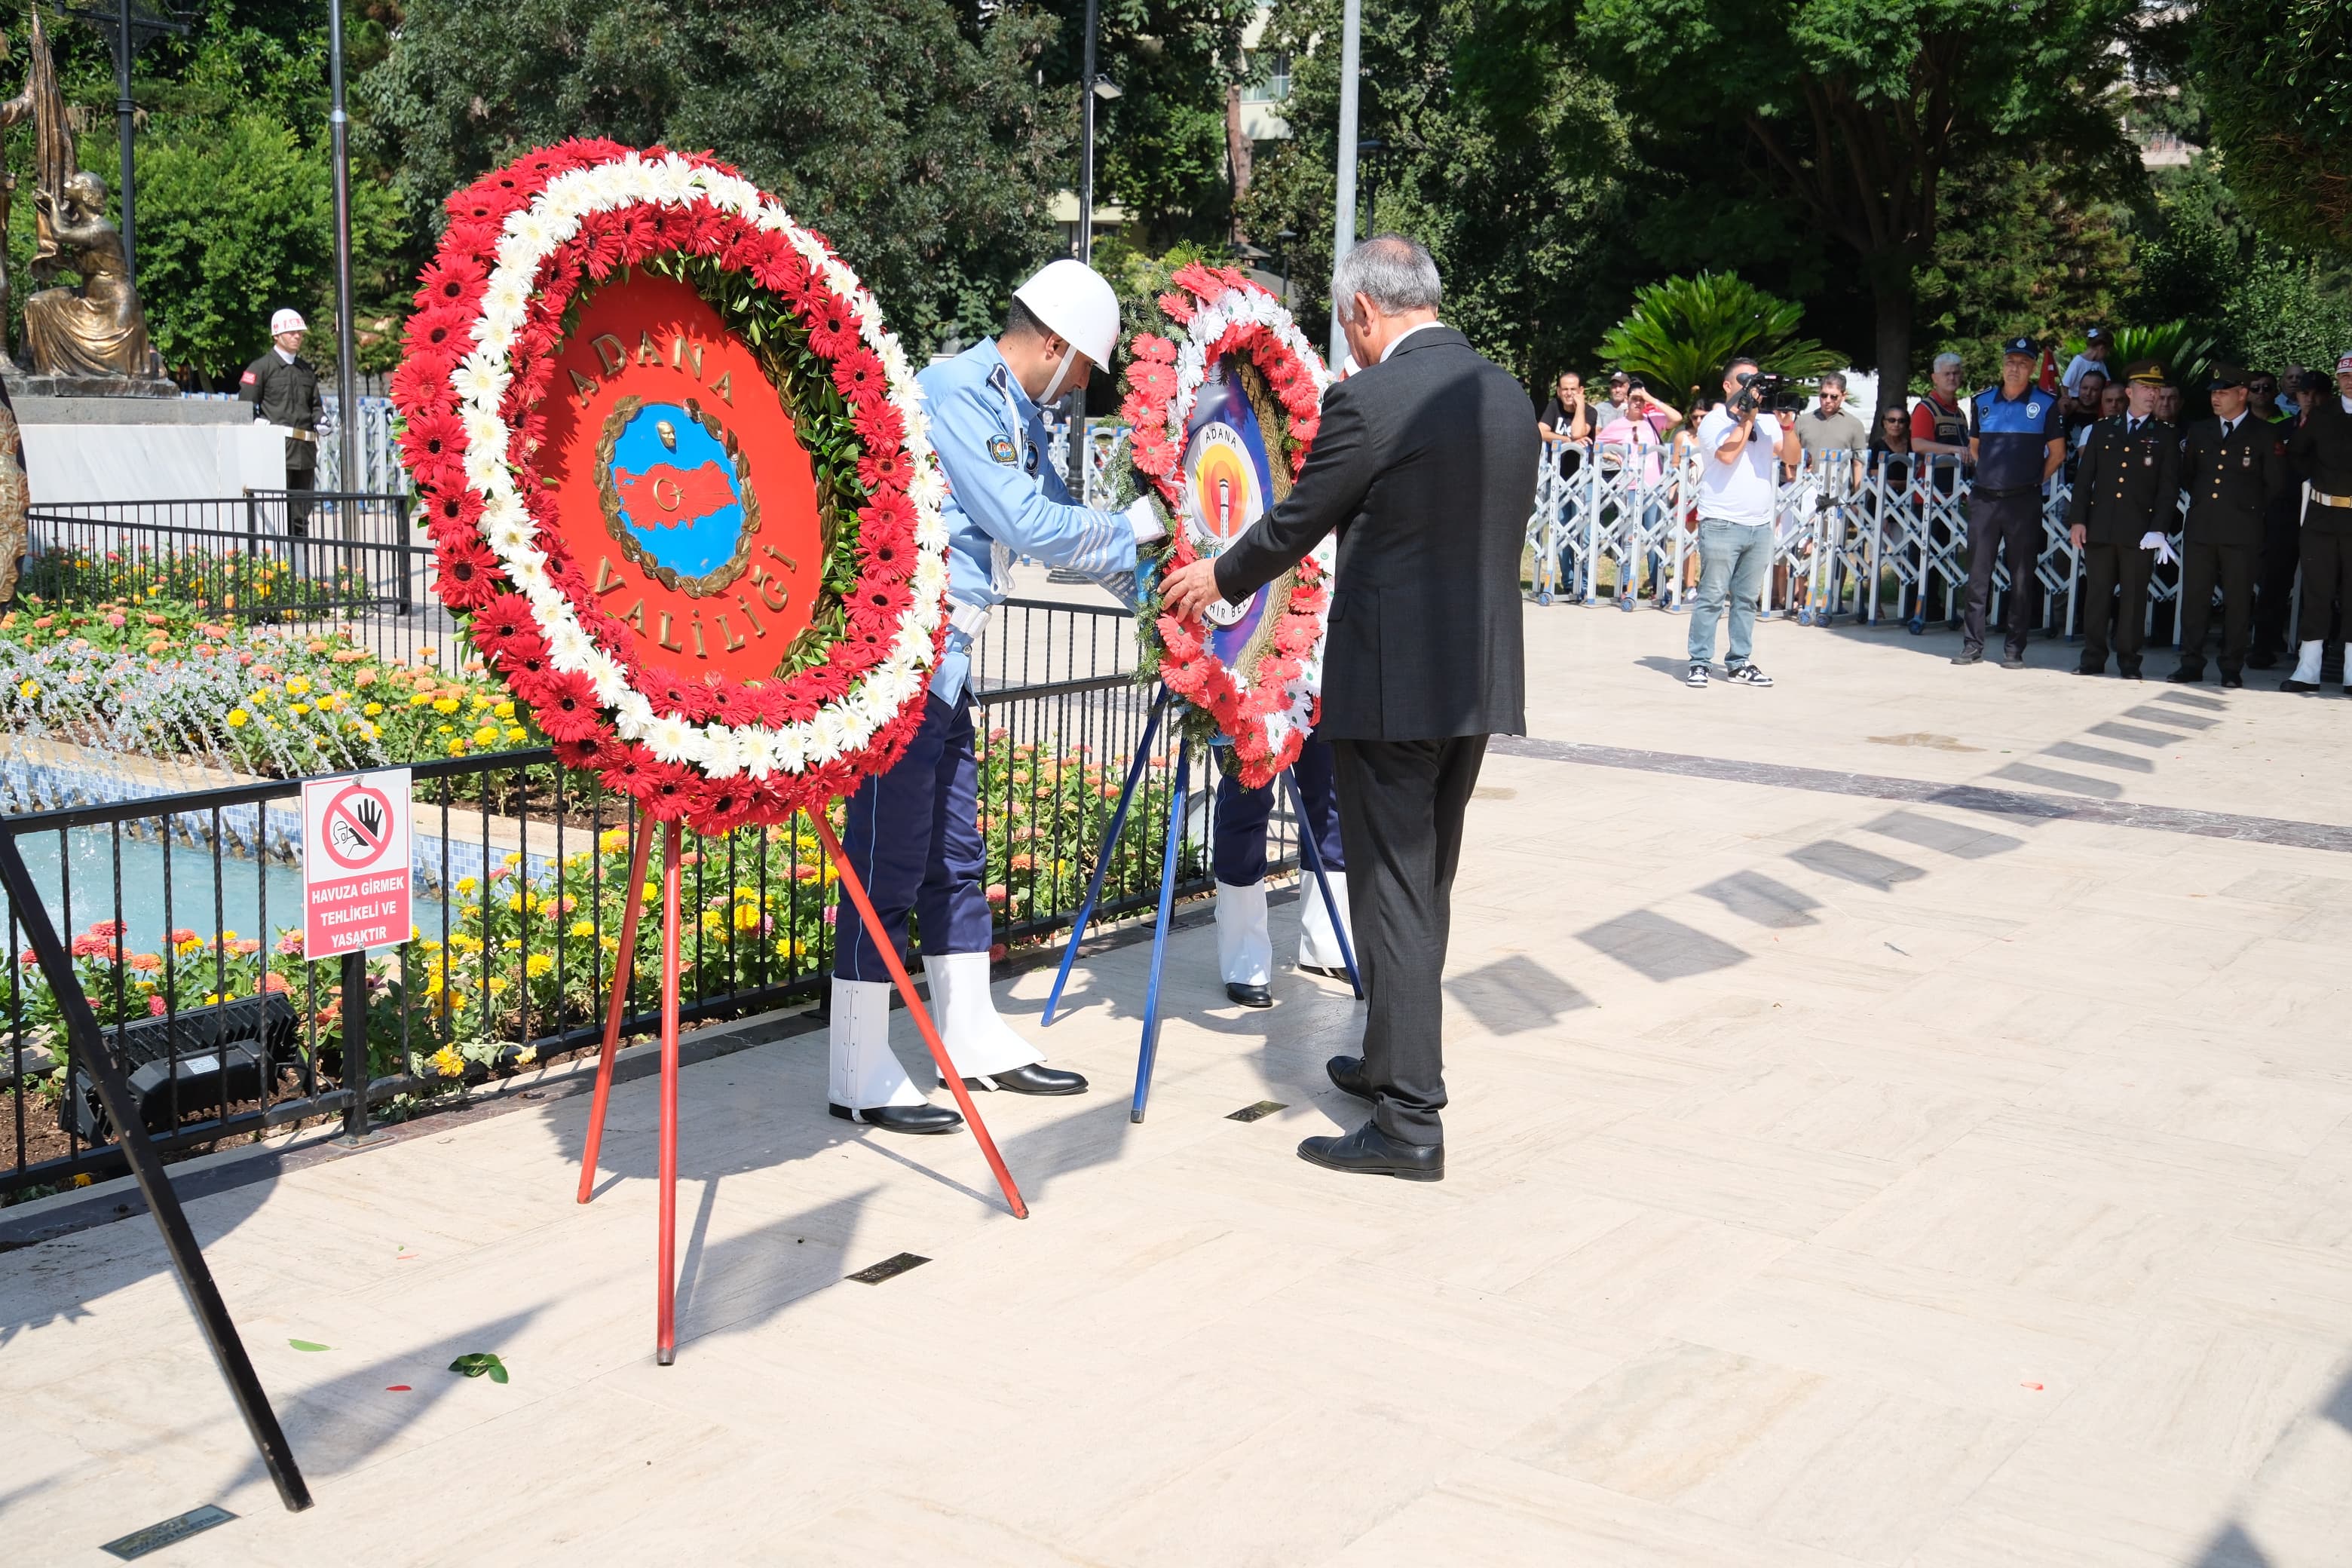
{"left": 0, "top": 6, "right": 68, "bottom": 372}
{"left": 24, "top": 171, "right": 151, "bottom": 380}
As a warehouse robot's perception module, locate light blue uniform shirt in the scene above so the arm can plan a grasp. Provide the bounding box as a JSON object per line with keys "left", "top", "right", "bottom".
{"left": 919, "top": 339, "right": 1137, "bottom": 703}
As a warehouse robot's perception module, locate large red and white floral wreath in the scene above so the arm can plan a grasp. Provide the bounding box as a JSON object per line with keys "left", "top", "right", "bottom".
{"left": 393, "top": 139, "right": 949, "bottom": 831}
{"left": 1124, "top": 262, "right": 1334, "bottom": 789}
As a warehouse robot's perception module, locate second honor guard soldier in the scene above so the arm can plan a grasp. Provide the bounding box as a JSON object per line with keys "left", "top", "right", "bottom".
{"left": 2283, "top": 352, "right": 2352, "bottom": 693}
{"left": 2067, "top": 360, "right": 2180, "bottom": 678}
{"left": 1212, "top": 737, "right": 1352, "bottom": 1008}
{"left": 2171, "top": 364, "right": 2288, "bottom": 687}
{"left": 240, "top": 308, "right": 323, "bottom": 535}
{"left": 829, "top": 260, "right": 1166, "bottom": 1133}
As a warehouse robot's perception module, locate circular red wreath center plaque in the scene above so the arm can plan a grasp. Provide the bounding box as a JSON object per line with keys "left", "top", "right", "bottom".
{"left": 539, "top": 274, "right": 828, "bottom": 687}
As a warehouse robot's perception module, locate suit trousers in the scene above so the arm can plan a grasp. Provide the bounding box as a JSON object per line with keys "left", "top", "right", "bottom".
{"left": 2253, "top": 495, "right": 2302, "bottom": 657}
{"left": 2078, "top": 541, "right": 2153, "bottom": 674}
{"left": 832, "top": 694, "right": 994, "bottom": 982}
{"left": 1962, "top": 488, "right": 2041, "bottom": 657}
{"left": 2298, "top": 528, "right": 2352, "bottom": 645}
{"left": 2175, "top": 541, "right": 2255, "bottom": 676}
{"left": 1328, "top": 734, "right": 1487, "bottom": 1147}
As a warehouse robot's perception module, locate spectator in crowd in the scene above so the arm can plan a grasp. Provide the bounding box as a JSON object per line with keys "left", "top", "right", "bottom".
{"left": 1665, "top": 389, "right": 1719, "bottom": 607}
{"left": 2062, "top": 326, "right": 2113, "bottom": 395}
{"left": 2280, "top": 365, "right": 2310, "bottom": 418}
{"left": 2066, "top": 359, "right": 2178, "bottom": 679}
{"left": 2065, "top": 369, "right": 2108, "bottom": 439}
{"left": 1538, "top": 370, "right": 1599, "bottom": 476}
{"left": 2253, "top": 369, "right": 2328, "bottom": 667}
{"left": 1593, "top": 371, "right": 1629, "bottom": 430}
{"left": 1599, "top": 375, "right": 1681, "bottom": 608}
{"left": 1955, "top": 336, "right": 2066, "bottom": 669}
{"left": 1796, "top": 372, "right": 1867, "bottom": 456}
{"left": 2172, "top": 363, "right": 2288, "bottom": 688}
{"left": 2281, "top": 351, "right": 2352, "bottom": 693}
{"left": 1870, "top": 403, "right": 1913, "bottom": 489}
{"left": 2246, "top": 369, "right": 2283, "bottom": 424}
{"left": 2155, "top": 381, "right": 2185, "bottom": 430}
{"left": 1911, "top": 354, "right": 1970, "bottom": 465}
{"left": 1685, "top": 355, "right": 1799, "bottom": 688}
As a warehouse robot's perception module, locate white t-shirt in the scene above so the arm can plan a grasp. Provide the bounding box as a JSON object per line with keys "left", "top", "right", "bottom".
{"left": 1695, "top": 407, "right": 1781, "bottom": 525}
{"left": 2061, "top": 352, "right": 2107, "bottom": 395}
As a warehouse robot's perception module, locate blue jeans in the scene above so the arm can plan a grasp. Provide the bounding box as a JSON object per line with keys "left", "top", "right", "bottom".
{"left": 1687, "top": 518, "right": 1774, "bottom": 666}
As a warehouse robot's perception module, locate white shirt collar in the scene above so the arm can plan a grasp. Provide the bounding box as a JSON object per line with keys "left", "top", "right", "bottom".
{"left": 2341, "top": 394, "right": 2352, "bottom": 416}
{"left": 2222, "top": 415, "right": 2238, "bottom": 438}
{"left": 1380, "top": 321, "right": 1443, "bottom": 363}
{"left": 275, "top": 346, "right": 297, "bottom": 365}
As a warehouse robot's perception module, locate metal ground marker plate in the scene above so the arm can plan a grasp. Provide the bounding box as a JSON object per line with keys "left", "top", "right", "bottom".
{"left": 1227, "top": 1101, "right": 1288, "bottom": 1123}
{"left": 847, "top": 1251, "right": 929, "bottom": 1285}
{"left": 103, "top": 1504, "right": 237, "bottom": 1560}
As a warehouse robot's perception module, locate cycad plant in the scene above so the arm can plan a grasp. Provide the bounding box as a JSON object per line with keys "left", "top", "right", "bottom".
{"left": 2060, "top": 320, "right": 2221, "bottom": 420}
{"left": 1596, "top": 272, "right": 1845, "bottom": 414}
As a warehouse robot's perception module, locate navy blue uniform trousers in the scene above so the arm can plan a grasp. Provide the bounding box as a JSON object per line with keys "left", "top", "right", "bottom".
{"left": 833, "top": 694, "right": 994, "bottom": 982}
{"left": 1212, "top": 735, "right": 1346, "bottom": 885}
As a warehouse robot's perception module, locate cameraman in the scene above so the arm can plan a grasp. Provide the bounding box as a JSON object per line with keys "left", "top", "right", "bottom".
{"left": 1686, "top": 356, "right": 1801, "bottom": 687}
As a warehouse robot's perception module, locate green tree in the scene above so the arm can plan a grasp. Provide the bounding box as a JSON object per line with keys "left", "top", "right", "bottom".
{"left": 1576, "top": 0, "right": 2143, "bottom": 412}
{"left": 1594, "top": 271, "right": 1840, "bottom": 409}
{"left": 360, "top": 0, "right": 1074, "bottom": 357}
{"left": 2197, "top": 0, "right": 2352, "bottom": 256}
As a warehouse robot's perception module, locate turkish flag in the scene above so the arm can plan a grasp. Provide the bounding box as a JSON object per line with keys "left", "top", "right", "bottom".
{"left": 615, "top": 461, "right": 738, "bottom": 528}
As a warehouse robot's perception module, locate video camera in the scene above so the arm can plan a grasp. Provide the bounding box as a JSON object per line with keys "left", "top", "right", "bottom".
{"left": 1727, "top": 370, "right": 1793, "bottom": 418}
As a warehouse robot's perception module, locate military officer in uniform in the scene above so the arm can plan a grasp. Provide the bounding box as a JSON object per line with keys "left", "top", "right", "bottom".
{"left": 239, "top": 308, "right": 323, "bottom": 537}
{"left": 1212, "top": 737, "right": 1352, "bottom": 1009}
{"left": 2283, "top": 352, "right": 2352, "bottom": 693}
{"left": 2171, "top": 364, "right": 2289, "bottom": 688}
{"left": 2067, "top": 360, "right": 2180, "bottom": 678}
{"left": 829, "top": 259, "right": 1166, "bottom": 1134}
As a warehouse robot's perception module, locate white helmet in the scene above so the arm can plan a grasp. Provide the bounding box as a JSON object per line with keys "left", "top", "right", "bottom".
{"left": 1012, "top": 259, "right": 1119, "bottom": 368}
{"left": 271, "top": 308, "right": 307, "bottom": 335}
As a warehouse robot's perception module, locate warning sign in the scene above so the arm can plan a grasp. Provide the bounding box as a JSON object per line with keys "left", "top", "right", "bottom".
{"left": 302, "top": 768, "right": 412, "bottom": 960}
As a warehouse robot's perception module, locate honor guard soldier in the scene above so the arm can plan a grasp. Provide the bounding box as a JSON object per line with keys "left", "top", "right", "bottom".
{"left": 2283, "top": 351, "right": 2352, "bottom": 693}
{"left": 829, "top": 259, "right": 1166, "bottom": 1134}
{"left": 2171, "top": 364, "right": 2289, "bottom": 688}
{"left": 1212, "top": 737, "right": 1352, "bottom": 1009}
{"left": 1955, "top": 338, "right": 2066, "bottom": 667}
{"left": 240, "top": 308, "right": 323, "bottom": 536}
{"left": 2066, "top": 359, "right": 2180, "bottom": 678}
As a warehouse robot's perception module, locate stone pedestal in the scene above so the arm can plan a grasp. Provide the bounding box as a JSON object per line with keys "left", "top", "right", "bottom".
{"left": 7, "top": 391, "right": 286, "bottom": 502}
{"left": 9, "top": 372, "right": 179, "bottom": 400}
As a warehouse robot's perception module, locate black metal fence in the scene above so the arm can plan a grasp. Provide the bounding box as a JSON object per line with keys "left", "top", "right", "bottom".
{"left": 0, "top": 593, "right": 1291, "bottom": 1202}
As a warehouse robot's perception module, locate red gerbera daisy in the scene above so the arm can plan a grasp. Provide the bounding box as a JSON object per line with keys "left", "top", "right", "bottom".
{"left": 550, "top": 733, "right": 608, "bottom": 772}
{"left": 437, "top": 538, "right": 504, "bottom": 610}
{"left": 830, "top": 348, "right": 887, "bottom": 405}
{"left": 532, "top": 669, "right": 607, "bottom": 741}
{"left": 468, "top": 594, "right": 542, "bottom": 660}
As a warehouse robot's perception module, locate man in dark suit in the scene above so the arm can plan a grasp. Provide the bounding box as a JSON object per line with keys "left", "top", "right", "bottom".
{"left": 2172, "top": 364, "right": 2289, "bottom": 688}
{"left": 1162, "top": 234, "right": 1536, "bottom": 1183}
{"left": 2066, "top": 360, "right": 2180, "bottom": 678}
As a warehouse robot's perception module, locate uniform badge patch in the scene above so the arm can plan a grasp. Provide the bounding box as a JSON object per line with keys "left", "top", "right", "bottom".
{"left": 987, "top": 433, "right": 1018, "bottom": 465}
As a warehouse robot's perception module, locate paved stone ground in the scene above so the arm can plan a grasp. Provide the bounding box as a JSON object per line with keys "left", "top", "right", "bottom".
{"left": 8, "top": 602, "right": 2352, "bottom": 1566}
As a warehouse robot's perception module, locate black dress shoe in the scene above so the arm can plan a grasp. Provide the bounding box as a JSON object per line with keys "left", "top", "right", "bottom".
{"left": 829, "top": 1102, "right": 962, "bottom": 1135}
{"left": 2249, "top": 653, "right": 2280, "bottom": 671}
{"left": 1297, "top": 963, "right": 1349, "bottom": 981}
{"left": 1226, "top": 982, "right": 1272, "bottom": 1009}
{"left": 2120, "top": 665, "right": 2143, "bottom": 680}
{"left": 1297, "top": 1120, "right": 1444, "bottom": 1182}
{"left": 2075, "top": 663, "right": 2102, "bottom": 676}
{"left": 1326, "top": 1055, "right": 1374, "bottom": 1103}
{"left": 2222, "top": 673, "right": 2245, "bottom": 688}
{"left": 2283, "top": 677, "right": 2323, "bottom": 693}
{"left": 1949, "top": 648, "right": 1983, "bottom": 666}
{"left": 2168, "top": 666, "right": 2203, "bottom": 683}
{"left": 948, "top": 1063, "right": 1088, "bottom": 1095}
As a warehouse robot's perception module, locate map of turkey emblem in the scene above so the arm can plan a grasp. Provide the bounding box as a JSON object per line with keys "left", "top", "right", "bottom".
{"left": 599, "top": 396, "right": 761, "bottom": 594}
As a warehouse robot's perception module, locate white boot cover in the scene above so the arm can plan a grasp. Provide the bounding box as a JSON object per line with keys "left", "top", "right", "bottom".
{"left": 1215, "top": 880, "right": 1272, "bottom": 987}
{"left": 1299, "top": 871, "right": 1355, "bottom": 973}
{"left": 828, "top": 977, "right": 923, "bottom": 1110}
{"left": 923, "top": 951, "right": 1043, "bottom": 1080}
{"left": 2294, "top": 639, "right": 2325, "bottom": 684}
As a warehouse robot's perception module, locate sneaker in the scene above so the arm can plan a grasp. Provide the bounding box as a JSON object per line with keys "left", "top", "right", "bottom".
{"left": 1685, "top": 662, "right": 1710, "bottom": 688}
{"left": 2000, "top": 651, "right": 2027, "bottom": 669}
{"left": 1951, "top": 648, "right": 1983, "bottom": 666}
{"left": 1724, "top": 663, "right": 1774, "bottom": 688}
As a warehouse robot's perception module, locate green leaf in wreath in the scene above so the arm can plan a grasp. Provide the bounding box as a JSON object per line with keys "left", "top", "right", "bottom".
{"left": 288, "top": 1339, "right": 330, "bottom": 1352}
{"left": 449, "top": 1352, "right": 510, "bottom": 1381}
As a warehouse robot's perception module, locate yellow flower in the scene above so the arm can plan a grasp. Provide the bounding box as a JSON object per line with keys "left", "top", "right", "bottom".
{"left": 525, "top": 952, "right": 554, "bottom": 978}
{"left": 409, "top": 691, "right": 432, "bottom": 707}
{"left": 428, "top": 1045, "right": 465, "bottom": 1079}
{"left": 473, "top": 724, "right": 498, "bottom": 746}
{"left": 16, "top": 678, "right": 37, "bottom": 700}
{"left": 487, "top": 975, "right": 510, "bottom": 994}
{"left": 513, "top": 1045, "right": 538, "bottom": 1066}
{"left": 733, "top": 904, "right": 761, "bottom": 933}
{"left": 456, "top": 875, "right": 478, "bottom": 895}
{"left": 505, "top": 726, "right": 528, "bottom": 743}
{"left": 436, "top": 724, "right": 454, "bottom": 735}
{"left": 471, "top": 694, "right": 492, "bottom": 711}
{"left": 432, "top": 697, "right": 459, "bottom": 715}
{"left": 285, "top": 676, "right": 311, "bottom": 697}
{"left": 448, "top": 738, "right": 467, "bottom": 755}
{"left": 599, "top": 827, "right": 630, "bottom": 854}
{"left": 289, "top": 703, "right": 311, "bottom": 717}
{"left": 570, "top": 920, "right": 596, "bottom": 939}
{"left": 363, "top": 701, "right": 384, "bottom": 717}
{"left": 226, "top": 709, "right": 250, "bottom": 728}
{"left": 773, "top": 937, "right": 804, "bottom": 959}
{"left": 494, "top": 701, "right": 515, "bottom": 719}
{"left": 503, "top": 852, "right": 522, "bottom": 867}
{"left": 250, "top": 688, "right": 271, "bottom": 703}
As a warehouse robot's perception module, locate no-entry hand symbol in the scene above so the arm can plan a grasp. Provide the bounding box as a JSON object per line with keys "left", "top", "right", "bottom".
{"left": 320, "top": 781, "right": 395, "bottom": 871}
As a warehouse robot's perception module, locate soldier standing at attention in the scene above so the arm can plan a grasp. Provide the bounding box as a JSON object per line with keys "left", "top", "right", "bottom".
{"left": 2282, "top": 351, "right": 2352, "bottom": 693}
{"left": 2172, "top": 364, "right": 2289, "bottom": 688}
{"left": 240, "top": 308, "right": 323, "bottom": 537}
{"left": 2067, "top": 360, "right": 2180, "bottom": 679}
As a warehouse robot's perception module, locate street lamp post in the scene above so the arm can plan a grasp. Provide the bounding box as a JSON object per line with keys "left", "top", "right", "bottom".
{"left": 1067, "top": 2, "right": 1120, "bottom": 502}
{"left": 1328, "top": 0, "right": 1361, "bottom": 363}
{"left": 326, "top": 0, "right": 360, "bottom": 512}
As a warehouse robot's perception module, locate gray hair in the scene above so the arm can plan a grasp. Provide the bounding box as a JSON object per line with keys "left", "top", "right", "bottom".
{"left": 1818, "top": 371, "right": 1847, "bottom": 393}
{"left": 1331, "top": 234, "right": 1441, "bottom": 323}
{"left": 1934, "top": 351, "right": 1964, "bottom": 373}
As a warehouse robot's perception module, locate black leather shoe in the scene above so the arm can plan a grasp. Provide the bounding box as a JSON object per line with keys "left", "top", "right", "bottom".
{"left": 2283, "top": 677, "right": 2323, "bottom": 693}
{"left": 1297, "top": 962, "right": 1349, "bottom": 981}
{"left": 829, "top": 1102, "right": 962, "bottom": 1135}
{"left": 2249, "top": 653, "right": 2280, "bottom": 671}
{"left": 2222, "top": 672, "right": 2244, "bottom": 689}
{"left": 1297, "top": 1120, "right": 1444, "bottom": 1182}
{"left": 1325, "top": 1055, "right": 1374, "bottom": 1104}
{"left": 949, "top": 1064, "right": 1088, "bottom": 1095}
{"left": 2168, "top": 666, "right": 2203, "bottom": 683}
{"left": 1949, "top": 648, "right": 1983, "bottom": 666}
{"left": 1225, "top": 982, "right": 1272, "bottom": 1009}
{"left": 2000, "top": 651, "right": 2027, "bottom": 669}
{"left": 2120, "top": 665, "right": 2143, "bottom": 681}
{"left": 2075, "top": 663, "right": 2102, "bottom": 676}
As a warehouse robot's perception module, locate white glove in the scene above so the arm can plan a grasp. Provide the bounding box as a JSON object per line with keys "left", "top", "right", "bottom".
{"left": 2139, "top": 530, "right": 2176, "bottom": 565}
{"left": 1123, "top": 495, "right": 1167, "bottom": 546}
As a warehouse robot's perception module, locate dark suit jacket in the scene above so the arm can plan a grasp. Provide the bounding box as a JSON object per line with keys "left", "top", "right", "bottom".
{"left": 1210, "top": 326, "right": 1537, "bottom": 742}
{"left": 2182, "top": 415, "right": 2289, "bottom": 547}
{"left": 2066, "top": 416, "right": 2180, "bottom": 545}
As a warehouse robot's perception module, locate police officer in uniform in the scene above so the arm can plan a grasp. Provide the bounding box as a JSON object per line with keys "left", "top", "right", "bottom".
{"left": 1212, "top": 737, "right": 1352, "bottom": 1008}
{"left": 1955, "top": 338, "right": 2066, "bottom": 666}
{"left": 2171, "top": 364, "right": 2288, "bottom": 688}
{"left": 2067, "top": 360, "right": 2179, "bottom": 678}
{"left": 829, "top": 259, "right": 1167, "bottom": 1134}
{"left": 240, "top": 308, "right": 324, "bottom": 536}
{"left": 2282, "top": 351, "right": 2352, "bottom": 693}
